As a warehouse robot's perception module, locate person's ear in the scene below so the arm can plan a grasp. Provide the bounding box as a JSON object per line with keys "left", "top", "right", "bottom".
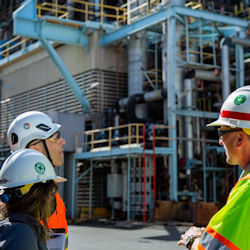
{"left": 236, "top": 132, "right": 244, "bottom": 147}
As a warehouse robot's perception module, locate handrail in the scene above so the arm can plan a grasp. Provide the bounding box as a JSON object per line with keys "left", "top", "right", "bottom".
{"left": 36, "top": 0, "right": 127, "bottom": 26}
{"left": 75, "top": 123, "right": 172, "bottom": 153}
{"left": 0, "top": 36, "right": 33, "bottom": 58}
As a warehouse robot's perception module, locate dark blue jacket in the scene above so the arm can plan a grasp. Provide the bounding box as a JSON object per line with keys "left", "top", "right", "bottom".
{"left": 0, "top": 213, "right": 47, "bottom": 250}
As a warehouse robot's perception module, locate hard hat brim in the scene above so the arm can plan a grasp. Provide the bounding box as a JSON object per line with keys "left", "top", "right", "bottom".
{"left": 53, "top": 176, "right": 67, "bottom": 183}
{"left": 207, "top": 117, "right": 237, "bottom": 128}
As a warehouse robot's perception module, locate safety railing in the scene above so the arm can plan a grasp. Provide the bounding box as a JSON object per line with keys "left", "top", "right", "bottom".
{"left": 234, "top": 3, "right": 250, "bottom": 20}
{"left": 177, "top": 37, "right": 214, "bottom": 63}
{"left": 121, "top": 0, "right": 161, "bottom": 24}
{"left": 0, "top": 36, "right": 35, "bottom": 59}
{"left": 75, "top": 123, "right": 172, "bottom": 153}
{"left": 185, "top": 0, "right": 203, "bottom": 10}
{"left": 36, "top": 0, "right": 127, "bottom": 26}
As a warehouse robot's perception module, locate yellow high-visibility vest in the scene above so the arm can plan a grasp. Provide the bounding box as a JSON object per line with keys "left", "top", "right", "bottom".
{"left": 197, "top": 174, "right": 250, "bottom": 250}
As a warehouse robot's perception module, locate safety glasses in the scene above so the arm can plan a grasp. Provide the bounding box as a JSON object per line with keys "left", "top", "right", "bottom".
{"left": 217, "top": 128, "right": 242, "bottom": 138}
{"left": 48, "top": 131, "right": 61, "bottom": 143}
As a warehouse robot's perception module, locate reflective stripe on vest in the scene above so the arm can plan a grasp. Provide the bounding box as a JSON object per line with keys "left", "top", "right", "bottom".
{"left": 198, "top": 226, "right": 239, "bottom": 250}
{"left": 197, "top": 174, "right": 250, "bottom": 249}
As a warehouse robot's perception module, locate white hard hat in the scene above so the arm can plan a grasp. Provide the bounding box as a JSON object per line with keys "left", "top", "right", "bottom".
{"left": 207, "top": 86, "right": 250, "bottom": 133}
{"left": 0, "top": 149, "right": 66, "bottom": 190}
{"left": 7, "top": 111, "right": 61, "bottom": 152}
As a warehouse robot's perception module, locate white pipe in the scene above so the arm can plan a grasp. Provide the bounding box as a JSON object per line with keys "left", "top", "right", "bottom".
{"left": 221, "top": 38, "right": 231, "bottom": 101}
{"left": 194, "top": 69, "right": 235, "bottom": 83}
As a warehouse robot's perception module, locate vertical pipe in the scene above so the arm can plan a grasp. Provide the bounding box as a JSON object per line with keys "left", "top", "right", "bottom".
{"left": 122, "top": 161, "right": 127, "bottom": 212}
{"left": 162, "top": 22, "right": 168, "bottom": 124}
{"left": 185, "top": 16, "right": 189, "bottom": 63}
{"left": 235, "top": 32, "right": 245, "bottom": 88}
{"left": 202, "top": 144, "right": 207, "bottom": 202}
{"left": 127, "top": 156, "right": 131, "bottom": 220}
{"left": 89, "top": 160, "right": 93, "bottom": 219}
{"left": 71, "top": 154, "right": 76, "bottom": 219}
{"left": 128, "top": 31, "right": 147, "bottom": 96}
{"left": 167, "top": 15, "right": 178, "bottom": 201}
{"left": 152, "top": 126, "right": 156, "bottom": 200}
{"left": 184, "top": 77, "right": 194, "bottom": 162}
{"left": 0, "top": 79, "right": 2, "bottom": 137}
{"left": 211, "top": 22, "right": 217, "bottom": 67}
{"left": 220, "top": 38, "right": 231, "bottom": 101}
{"left": 155, "top": 43, "right": 158, "bottom": 89}
{"left": 235, "top": 43, "right": 244, "bottom": 88}
{"left": 212, "top": 172, "right": 216, "bottom": 202}
{"left": 142, "top": 124, "right": 146, "bottom": 224}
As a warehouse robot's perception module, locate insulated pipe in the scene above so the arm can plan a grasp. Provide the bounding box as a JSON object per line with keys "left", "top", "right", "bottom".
{"left": 184, "top": 77, "right": 194, "bottom": 162}
{"left": 128, "top": 32, "right": 147, "bottom": 96}
{"left": 118, "top": 89, "right": 167, "bottom": 108}
{"left": 231, "top": 36, "right": 250, "bottom": 47}
{"left": 221, "top": 38, "right": 231, "bottom": 101}
{"left": 194, "top": 69, "right": 235, "bottom": 83}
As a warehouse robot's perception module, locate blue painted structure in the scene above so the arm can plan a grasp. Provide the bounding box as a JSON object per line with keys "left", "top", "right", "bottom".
{"left": 13, "top": 0, "right": 92, "bottom": 113}
{"left": 71, "top": 145, "right": 174, "bottom": 219}
{"left": 10, "top": 0, "right": 249, "bottom": 219}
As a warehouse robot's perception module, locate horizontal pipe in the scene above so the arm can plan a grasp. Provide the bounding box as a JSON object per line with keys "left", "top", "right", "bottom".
{"left": 231, "top": 37, "right": 250, "bottom": 47}
{"left": 189, "top": 69, "right": 235, "bottom": 83}
{"left": 118, "top": 89, "right": 167, "bottom": 108}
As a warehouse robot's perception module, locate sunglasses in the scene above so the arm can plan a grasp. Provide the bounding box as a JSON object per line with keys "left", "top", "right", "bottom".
{"left": 48, "top": 131, "right": 61, "bottom": 142}
{"left": 217, "top": 128, "right": 242, "bottom": 138}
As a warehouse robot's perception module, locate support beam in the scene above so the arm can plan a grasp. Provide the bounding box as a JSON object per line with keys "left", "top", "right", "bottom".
{"left": 174, "top": 6, "right": 249, "bottom": 28}
{"left": 13, "top": 0, "right": 88, "bottom": 49}
{"left": 100, "top": 5, "right": 248, "bottom": 47}
{"left": 100, "top": 8, "right": 171, "bottom": 46}
{"left": 40, "top": 37, "right": 90, "bottom": 113}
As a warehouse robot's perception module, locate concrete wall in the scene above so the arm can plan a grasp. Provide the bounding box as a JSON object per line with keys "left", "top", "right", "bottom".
{"left": 0, "top": 31, "right": 128, "bottom": 99}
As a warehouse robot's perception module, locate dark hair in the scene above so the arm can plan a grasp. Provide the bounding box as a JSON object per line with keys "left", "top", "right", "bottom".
{"left": 0, "top": 180, "right": 57, "bottom": 240}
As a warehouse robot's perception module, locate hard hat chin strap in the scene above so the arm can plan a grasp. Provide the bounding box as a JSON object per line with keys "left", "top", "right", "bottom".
{"left": 42, "top": 140, "right": 54, "bottom": 166}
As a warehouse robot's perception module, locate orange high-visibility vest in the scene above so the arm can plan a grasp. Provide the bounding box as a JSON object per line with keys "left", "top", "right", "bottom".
{"left": 48, "top": 192, "right": 68, "bottom": 234}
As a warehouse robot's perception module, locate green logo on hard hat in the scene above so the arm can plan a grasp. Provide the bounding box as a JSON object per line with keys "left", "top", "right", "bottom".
{"left": 234, "top": 95, "right": 246, "bottom": 105}
{"left": 35, "top": 162, "right": 46, "bottom": 174}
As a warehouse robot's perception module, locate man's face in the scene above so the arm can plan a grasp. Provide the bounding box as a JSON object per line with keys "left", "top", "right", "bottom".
{"left": 45, "top": 131, "right": 66, "bottom": 166}
{"left": 218, "top": 125, "right": 240, "bottom": 165}
{"left": 29, "top": 131, "right": 66, "bottom": 167}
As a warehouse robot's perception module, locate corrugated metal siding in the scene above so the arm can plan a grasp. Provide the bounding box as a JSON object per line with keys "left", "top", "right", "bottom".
{"left": 0, "top": 69, "right": 127, "bottom": 139}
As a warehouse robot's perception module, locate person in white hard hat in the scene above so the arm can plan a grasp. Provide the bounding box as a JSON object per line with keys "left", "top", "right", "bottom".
{"left": 177, "top": 86, "right": 250, "bottom": 249}
{"left": 0, "top": 149, "right": 67, "bottom": 250}
{"left": 7, "top": 111, "right": 68, "bottom": 249}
